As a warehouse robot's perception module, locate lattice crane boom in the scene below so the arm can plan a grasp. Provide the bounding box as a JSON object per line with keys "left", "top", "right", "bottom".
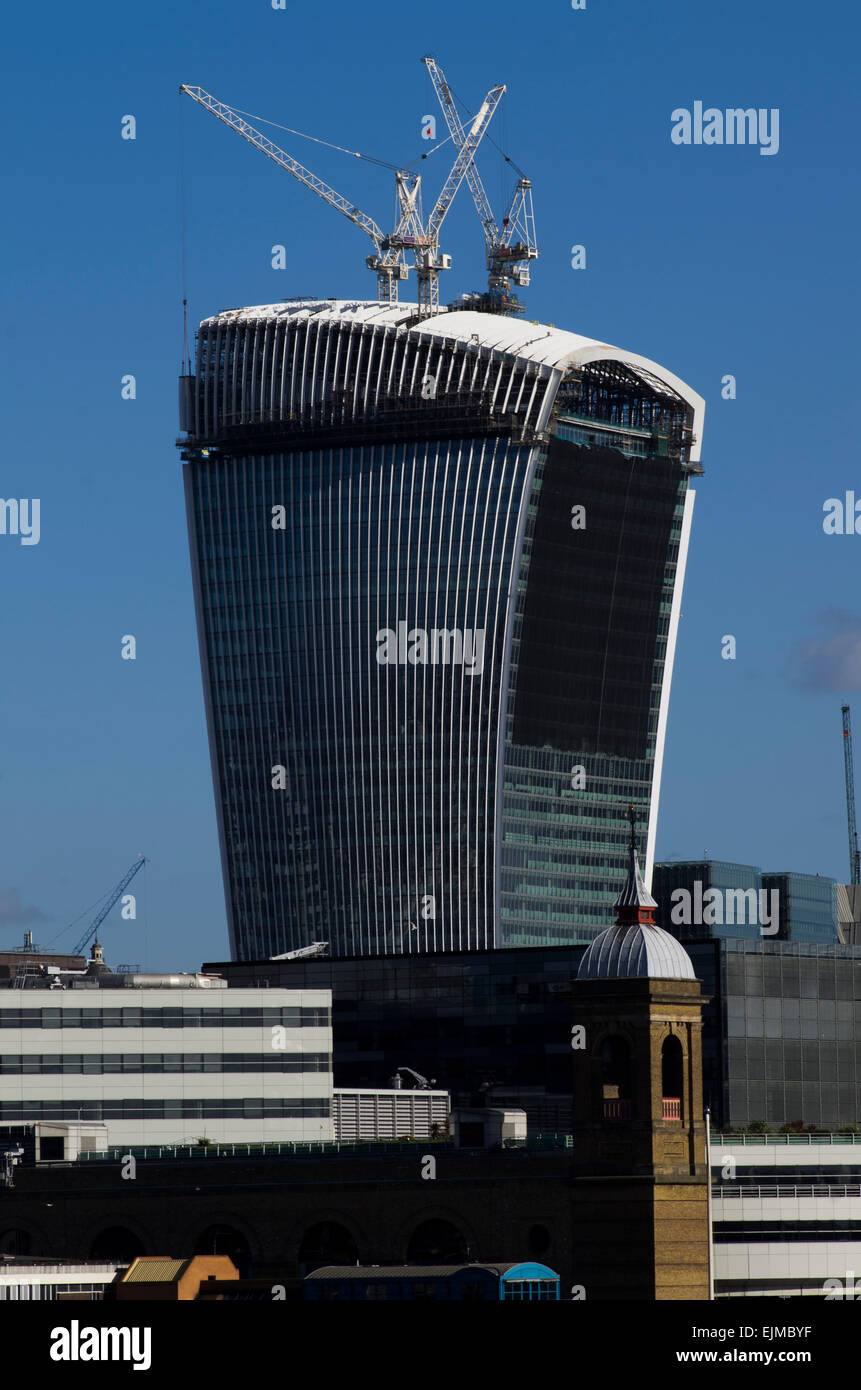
{"left": 72, "top": 856, "right": 147, "bottom": 958}
{"left": 425, "top": 86, "right": 504, "bottom": 241}
{"left": 422, "top": 56, "right": 538, "bottom": 304}
{"left": 413, "top": 83, "right": 505, "bottom": 313}
{"left": 180, "top": 86, "right": 385, "bottom": 250}
{"left": 423, "top": 57, "right": 500, "bottom": 250}
{"left": 180, "top": 85, "right": 409, "bottom": 302}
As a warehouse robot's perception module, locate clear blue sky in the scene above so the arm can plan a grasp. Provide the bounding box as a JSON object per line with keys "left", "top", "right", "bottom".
{"left": 2, "top": 0, "right": 859, "bottom": 969}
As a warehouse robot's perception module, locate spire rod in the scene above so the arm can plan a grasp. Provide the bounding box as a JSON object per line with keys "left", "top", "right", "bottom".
{"left": 615, "top": 805, "right": 657, "bottom": 925}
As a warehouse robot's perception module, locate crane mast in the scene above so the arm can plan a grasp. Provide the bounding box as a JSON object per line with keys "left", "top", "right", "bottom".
{"left": 181, "top": 77, "right": 503, "bottom": 316}
{"left": 72, "top": 856, "right": 147, "bottom": 958}
{"left": 423, "top": 55, "right": 538, "bottom": 312}
{"left": 418, "top": 84, "right": 505, "bottom": 311}
{"left": 842, "top": 706, "right": 861, "bottom": 885}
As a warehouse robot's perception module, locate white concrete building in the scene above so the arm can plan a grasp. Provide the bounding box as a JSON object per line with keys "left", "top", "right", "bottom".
{"left": 0, "top": 984, "right": 333, "bottom": 1147}
{"left": 711, "top": 1134, "right": 861, "bottom": 1298}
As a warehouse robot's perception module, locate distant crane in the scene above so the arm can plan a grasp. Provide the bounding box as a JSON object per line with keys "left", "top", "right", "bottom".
{"left": 72, "top": 856, "right": 147, "bottom": 958}
{"left": 423, "top": 55, "right": 538, "bottom": 313}
{"left": 180, "top": 78, "right": 505, "bottom": 315}
{"left": 390, "top": 1066, "right": 436, "bottom": 1090}
{"left": 842, "top": 705, "right": 860, "bottom": 884}
{"left": 269, "top": 941, "right": 329, "bottom": 961}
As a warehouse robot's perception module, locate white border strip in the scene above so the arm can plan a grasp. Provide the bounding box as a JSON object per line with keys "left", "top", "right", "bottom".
{"left": 646, "top": 486, "right": 697, "bottom": 885}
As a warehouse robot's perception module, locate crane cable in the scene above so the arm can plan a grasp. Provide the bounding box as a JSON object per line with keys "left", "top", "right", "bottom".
{"left": 179, "top": 91, "right": 190, "bottom": 372}
{"left": 422, "top": 77, "right": 528, "bottom": 180}
{"left": 227, "top": 103, "right": 411, "bottom": 172}
{"left": 44, "top": 887, "right": 118, "bottom": 949}
{"left": 227, "top": 99, "right": 458, "bottom": 175}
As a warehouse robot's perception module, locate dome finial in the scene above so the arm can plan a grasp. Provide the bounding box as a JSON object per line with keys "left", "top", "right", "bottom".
{"left": 576, "top": 807, "right": 696, "bottom": 981}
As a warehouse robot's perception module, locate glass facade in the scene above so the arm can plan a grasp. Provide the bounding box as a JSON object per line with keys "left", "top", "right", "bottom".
{"left": 186, "top": 435, "right": 528, "bottom": 959}
{"left": 654, "top": 860, "right": 764, "bottom": 941}
{"left": 182, "top": 301, "right": 702, "bottom": 958}
{"left": 655, "top": 861, "right": 839, "bottom": 944}
{"left": 204, "top": 946, "right": 587, "bottom": 1130}
{"left": 761, "top": 871, "right": 838, "bottom": 943}
{"left": 720, "top": 940, "right": 861, "bottom": 1128}
{"left": 206, "top": 937, "right": 861, "bottom": 1132}
{"left": 500, "top": 424, "right": 689, "bottom": 944}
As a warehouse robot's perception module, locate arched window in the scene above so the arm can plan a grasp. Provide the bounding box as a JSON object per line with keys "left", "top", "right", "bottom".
{"left": 90, "top": 1227, "right": 144, "bottom": 1261}
{"left": 528, "top": 1224, "right": 551, "bottom": 1256}
{"left": 661, "top": 1034, "right": 684, "bottom": 1120}
{"left": 298, "top": 1221, "right": 357, "bottom": 1276}
{"left": 406, "top": 1219, "right": 468, "bottom": 1265}
{"left": 0, "top": 1229, "right": 31, "bottom": 1257}
{"left": 193, "top": 1224, "right": 252, "bottom": 1277}
{"left": 600, "top": 1035, "right": 632, "bottom": 1119}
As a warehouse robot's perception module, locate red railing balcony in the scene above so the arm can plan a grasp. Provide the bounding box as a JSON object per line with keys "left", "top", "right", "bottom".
{"left": 662, "top": 1097, "right": 681, "bottom": 1120}
{"left": 603, "top": 1099, "right": 632, "bottom": 1120}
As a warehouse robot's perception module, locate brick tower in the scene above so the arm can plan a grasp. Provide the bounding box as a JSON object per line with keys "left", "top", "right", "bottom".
{"left": 569, "top": 808, "right": 710, "bottom": 1299}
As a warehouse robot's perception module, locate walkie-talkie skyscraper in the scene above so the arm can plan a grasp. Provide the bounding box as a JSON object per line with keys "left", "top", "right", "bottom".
{"left": 180, "top": 299, "right": 704, "bottom": 959}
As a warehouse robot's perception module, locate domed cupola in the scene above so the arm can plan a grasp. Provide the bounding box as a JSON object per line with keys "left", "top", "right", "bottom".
{"left": 578, "top": 806, "right": 696, "bottom": 982}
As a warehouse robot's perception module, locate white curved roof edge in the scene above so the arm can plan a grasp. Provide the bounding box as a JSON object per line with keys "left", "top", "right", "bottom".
{"left": 199, "top": 299, "right": 705, "bottom": 462}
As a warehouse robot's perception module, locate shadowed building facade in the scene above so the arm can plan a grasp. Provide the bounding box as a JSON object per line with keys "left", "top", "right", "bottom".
{"left": 179, "top": 300, "right": 705, "bottom": 957}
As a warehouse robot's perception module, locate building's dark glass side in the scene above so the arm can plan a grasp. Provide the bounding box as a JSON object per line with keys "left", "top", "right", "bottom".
{"left": 205, "top": 938, "right": 861, "bottom": 1132}
{"left": 512, "top": 440, "right": 680, "bottom": 757}
{"left": 498, "top": 357, "right": 695, "bottom": 946}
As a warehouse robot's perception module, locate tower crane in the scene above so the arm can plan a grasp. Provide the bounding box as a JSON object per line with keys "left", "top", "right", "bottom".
{"left": 72, "top": 856, "right": 147, "bottom": 958}
{"left": 180, "top": 80, "right": 504, "bottom": 316}
{"left": 422, "top": 55, "right": 538, "bottom": 313}
{"left": 842, "top": 706, "right": 860, "bottom": 884}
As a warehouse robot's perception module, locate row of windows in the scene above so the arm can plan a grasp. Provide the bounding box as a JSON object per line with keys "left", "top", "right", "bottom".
{"left": 0, "top": 1285, "right": 107, "bottom": 1301}
{"left": 0, "top": 1052, "right": 330, "bottom": 1075}
{"left": 502, "top": 1280, "right": 559, "bottom": 1300}
{"left": 0, "top": 1007, "right": 330, "bottom": 1031}
{"left": 0, "top": 1099, "right": 330, "bottom": 1121}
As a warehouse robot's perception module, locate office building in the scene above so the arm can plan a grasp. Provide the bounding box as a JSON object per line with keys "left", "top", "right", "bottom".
{"left": 761, "top": 871, "right": 838, "bottom": 943}
{"left": 653, "top": 860, "right": 838, "bottom": 944}
{"left": 711, "top": 1132, "right": 861, "bottom": 1298}
{"left": 206, "top": 935, "right": 861, "bottom": 1133}
{"left": 0, "top": 959, "right": 332, "bottom": 1146}
{"left": 652, "top": 860, "right": 763, "bottom": 941}
{"left": 180, "top": 299, "right": 705, "bottom": 957}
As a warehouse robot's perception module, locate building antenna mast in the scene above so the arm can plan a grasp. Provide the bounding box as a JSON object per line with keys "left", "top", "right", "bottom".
{"left": 842, "top": 704, "right": 860, "bottom": 884}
